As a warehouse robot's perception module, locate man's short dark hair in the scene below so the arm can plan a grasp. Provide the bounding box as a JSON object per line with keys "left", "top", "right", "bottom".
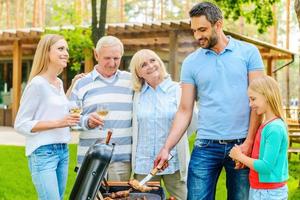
{"left": 189, "top": 2, "right": 223, "bottom": 25}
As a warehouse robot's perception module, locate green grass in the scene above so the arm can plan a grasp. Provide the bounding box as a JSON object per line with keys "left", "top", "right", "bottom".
{"left": 0, "top": 139, "right": 299, "bottom": 200}
{"left": 0, "top": 145, "right": 77, "bottom": 200}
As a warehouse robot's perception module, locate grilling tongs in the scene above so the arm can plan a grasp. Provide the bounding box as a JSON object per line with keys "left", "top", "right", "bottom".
{"left": 139, "top": 154, "right": 173, "bottom": 186}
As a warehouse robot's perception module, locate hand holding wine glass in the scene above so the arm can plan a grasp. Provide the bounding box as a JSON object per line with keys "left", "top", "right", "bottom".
{"left": 69, "top": 100, "right": 82, "bottom": 115}
{"left": 96, "top": 104, "right": 109, "bottom": 130}
{"left": 69, "top": 100, "right": 83, "bottom": 130}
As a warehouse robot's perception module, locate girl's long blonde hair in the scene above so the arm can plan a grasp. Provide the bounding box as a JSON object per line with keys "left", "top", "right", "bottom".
{"left": 28, "top": 34, "right": 65, "bottom": 82}
{"left": 249, "top": 75, "right": 285, "bottom": 120}
{"left": 129, "top": 49, "right": 168, "bottom": 92}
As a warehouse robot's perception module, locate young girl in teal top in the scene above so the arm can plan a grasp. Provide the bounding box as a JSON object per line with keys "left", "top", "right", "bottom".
{"left": 229, "top": 75, "right": 289, "bottom": 200}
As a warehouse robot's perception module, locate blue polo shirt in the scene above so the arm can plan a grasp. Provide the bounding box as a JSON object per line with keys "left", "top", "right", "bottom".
{"left": 181, "top": 37, "right": 264, "bottom": 140}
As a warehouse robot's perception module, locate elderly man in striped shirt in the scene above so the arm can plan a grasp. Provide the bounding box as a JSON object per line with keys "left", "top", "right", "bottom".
{"left": 70, "top": 36, "right": 133, "bottom": 181}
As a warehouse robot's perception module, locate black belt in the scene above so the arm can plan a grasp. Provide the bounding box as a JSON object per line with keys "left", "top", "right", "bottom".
{"left": 211, "top": 138, "right": 245, "bottom": 144}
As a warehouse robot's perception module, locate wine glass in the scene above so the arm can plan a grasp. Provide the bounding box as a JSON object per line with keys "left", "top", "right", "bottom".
{"left": 69, "top": 100, "right": 83, "bottom": 130}
{"left": 96, "top": 104, "right": 109, "bottom": 130}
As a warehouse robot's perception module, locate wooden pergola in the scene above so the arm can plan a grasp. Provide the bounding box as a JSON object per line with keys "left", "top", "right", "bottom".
{"left": 0, "top": 20, "right": 296, "bottom": 125}
{"left": 0, "top": 28, "right": 41, "bottom": 124}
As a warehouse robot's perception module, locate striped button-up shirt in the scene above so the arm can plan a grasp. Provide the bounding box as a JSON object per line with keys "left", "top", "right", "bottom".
{"left": 135, "top": 77, "right": 179, "bottom": 175}
{"left": 70, "top": 68, "right": 133, "bottom": 164}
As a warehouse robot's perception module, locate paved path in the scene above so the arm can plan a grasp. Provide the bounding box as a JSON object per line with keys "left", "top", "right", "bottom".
{"left": 0, "top": 126, "right": 79, "bottom": 146}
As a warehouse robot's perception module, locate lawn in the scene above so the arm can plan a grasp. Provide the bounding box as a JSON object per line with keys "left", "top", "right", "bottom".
{"left": 0, "top": 137, "right": 299, "bottom": 199}
{"left": 0, "top": 145, "right": 77, "bottom": 200}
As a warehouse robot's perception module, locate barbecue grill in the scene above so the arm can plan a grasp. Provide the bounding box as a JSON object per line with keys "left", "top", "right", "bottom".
{"left": 100, "top": 182, "right": 165, "bottom": 200}
{"left": 69, "top": 138, "right": 165, "bottom": 200}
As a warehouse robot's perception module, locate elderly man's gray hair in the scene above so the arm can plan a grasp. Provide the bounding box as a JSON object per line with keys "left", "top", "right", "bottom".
{"left": 95, "top": 36, "right": 124, "bottom": 55}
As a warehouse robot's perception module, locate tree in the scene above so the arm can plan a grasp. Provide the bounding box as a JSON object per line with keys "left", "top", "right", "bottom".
{"left": 122, "top": 0, "right": 280, "bottom": 33}
{"left": 295, "top": 0, "right": 300, "bottom": 29}
{"left": 214, "top": 0, "right": 280, "bottom": 33}
{"left": 91, "top": 0, "right": 107, "bottom": 46}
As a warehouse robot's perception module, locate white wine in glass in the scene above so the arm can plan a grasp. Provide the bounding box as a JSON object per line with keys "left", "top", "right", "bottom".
{"left": 97, "top": 104, "right": 109, "bottom": 119}
{"left": 69, "top": 100, "right": 83, "bottom": 130}
{"left": 97, "top": 104, "right": 109, "bottom": 130}
{"left": 70, "top": 107, "right": 82, "bottom": 115}
{"left": 97, "top": 110, "right": 109, "bottom": 118}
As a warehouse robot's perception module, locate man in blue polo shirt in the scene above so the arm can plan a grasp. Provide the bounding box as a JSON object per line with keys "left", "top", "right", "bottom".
{"left": 155, "top": 2, "right": 264, "bottom": 200}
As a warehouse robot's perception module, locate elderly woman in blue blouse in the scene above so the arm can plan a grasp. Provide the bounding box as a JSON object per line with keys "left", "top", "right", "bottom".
{"left": 130, "top": 49, "right": 193, "bottom": 200}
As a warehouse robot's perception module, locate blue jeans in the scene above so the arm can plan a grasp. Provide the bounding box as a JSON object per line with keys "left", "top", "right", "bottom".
{"left": 187, "top": 139, "right": 249, "bottom": 200}
{"left": 249, "top": 185, "right": 288, "bottom": 200}
{"left": 28, "top": 144, "right": 69, "bottom": 200}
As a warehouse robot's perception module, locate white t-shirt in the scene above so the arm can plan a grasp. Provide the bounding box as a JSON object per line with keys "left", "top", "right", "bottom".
{"left": 14, "top": 76, "right": 71, "bottom": 156}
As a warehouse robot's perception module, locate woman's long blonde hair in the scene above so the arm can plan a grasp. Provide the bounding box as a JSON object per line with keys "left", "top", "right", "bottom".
{"left": 129, "top": 49, "right": 168, "bottom": 92}
{"left": 28, "top": 34, "right": 65, "bottom": 82}
{"left": 249, "top": 75, "right": 285, "bottom": 120}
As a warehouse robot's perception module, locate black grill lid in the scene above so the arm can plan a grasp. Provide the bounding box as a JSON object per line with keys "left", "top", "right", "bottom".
{"left": 69, "top": 140, "right": 115, "bottom": 200}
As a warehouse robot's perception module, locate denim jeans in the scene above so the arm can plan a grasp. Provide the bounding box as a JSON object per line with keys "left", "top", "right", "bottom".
{"left": 249, "top": 185, "right": 288, "bottom": 200}
{"left": 28, "top": 143, "right": 69, "bottom": 200}
{"left": 187, "top": 139, "right": 249, "bottom": 200}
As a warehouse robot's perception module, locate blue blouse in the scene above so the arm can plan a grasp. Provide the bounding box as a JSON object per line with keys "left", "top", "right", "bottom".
{"left": 135, "top": 77, "right": 180, "bottom": 175}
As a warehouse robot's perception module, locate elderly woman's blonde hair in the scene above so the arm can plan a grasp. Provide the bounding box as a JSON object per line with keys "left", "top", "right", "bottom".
{"left": 248, "top": 75, "right": 285, "bottom": 120}
{"left": 95, "top": 35, "right": 124, "bottom": 55}
{"left": 129, "top": 49, "right": 168, "bottom": 92}
{"left": 28, "top": 34, "right": 65, "bottom": 82}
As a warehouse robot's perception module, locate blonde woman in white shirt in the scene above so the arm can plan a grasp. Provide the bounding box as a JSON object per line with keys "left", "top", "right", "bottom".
{"left": 14, "top": 34, "right": 80, "bottom": 200}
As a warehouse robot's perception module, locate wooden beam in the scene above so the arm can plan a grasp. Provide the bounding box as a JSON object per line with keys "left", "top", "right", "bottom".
{"left": 285, "top": 0, "right": 290, "bottom": 112}
{"left": 6, "top": 0, "right": 10, "bottom": 28}
{"left": 12, "top": 40, "right": 22, "bottom": 123}
{"left": 84, "top": 48, "right": 94, "bottom": 73}
{"left": 26, "top": 61, "right": 31, "bottom": 81}
{"left": 62, "top": 68, "right": 68, "bottom": 91}
{"left": 3, "top": 62, "right": 8, "bottom": 83}
{"left": 299, "top": 54, "right": 300, "bottom": 110}
{"left": 0, "top": 44, "right": 37, "bottom": 51}
{"left": 266, "top": 57, "right": 272, "bottom": 76}
{"left": 160, "top": 0, "right": 164, "bottom": 20}
{"left": 258, "top": 47, "right": 271, "bottom": 53}
{"left": 112, "top": 31, "right": 169, "bottom": 39}
{"left": 261, "top": 54, "right": 292, "bottom": 59}
{"left": 0, "top": 55, "right": 33, "bottom": 61}
{"left": 41, "top": 0, "right": 46, "bottom": 27}
{"left": 286, "top": 67, "right": 290, "bottom": 117}
{"left": 271, "top": 5, "right": 277, "bottom": 45}
{"left": 0, "top": 1, "right": 3, "bottom": 26}
{"left": 133, "top": 24, "right": 146, "bottom": 32}
{"left": 33, "top": 0, "right": 38, "bottom": 27}
{"left": 120, "top": 0, "right": 125, "bottom": 22}
{"left": 0, "top": 49, "right": 35, "bottom": 57}
{"left": 124, "top": 45, "right": 188, "bottom": 62}
{"left": 169, "top": 31, "right": 179, "bottom": 81}
{"left": 15, "top": 0, "right": 24, "bottom": 28}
